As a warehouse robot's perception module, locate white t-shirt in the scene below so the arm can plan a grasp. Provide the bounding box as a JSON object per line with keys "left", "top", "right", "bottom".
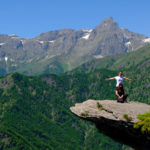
{"left": 115, "top": 76, "right": 124, "bottom": 87}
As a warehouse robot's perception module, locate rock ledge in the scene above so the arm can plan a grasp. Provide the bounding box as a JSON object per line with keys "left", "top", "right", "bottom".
{"left": 70, "top": 100, "right": 150, "bottom": 150}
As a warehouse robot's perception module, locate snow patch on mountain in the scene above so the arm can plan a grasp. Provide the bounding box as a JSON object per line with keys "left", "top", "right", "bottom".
{"left": 81, "top": 29, "right": 93, "bottom": 40}
{"left": 0, "top": 43, "right": 5, "bottom": 46}
{"left": 94, "top": 55, "right": 104, "bottom": 59}
{"left": 82, "top": 33, "right": 91, "bottom": 40}
{"left": 11, "top": 36, "right": 20, "bottom": 39}
{"left": 143, "top": 38, "right": 150, "bottom": 43}
{"left": 45, "top": 55, "right": 56, "bottom": 59}
{"left": 82, "top": 29, "right": 93, "bottom": 33}
{"left": 125, "top": 41, "right": 131, "bottom": 46}
{"left": 20, "top": 40, "right": 26, "bottom": 44}
{"left": 39, "top": 41, "right": 44, "bottom": 44}
{"left": 5, "top": 56, "right": 8, "bottom": 64}
{"left": 49, "top": 40, "right": 55, "bottom": 43}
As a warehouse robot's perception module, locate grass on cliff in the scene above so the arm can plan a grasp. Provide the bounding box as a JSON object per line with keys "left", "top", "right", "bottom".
{"left": 123, "top": 114, "right": 132, "bottom": 121}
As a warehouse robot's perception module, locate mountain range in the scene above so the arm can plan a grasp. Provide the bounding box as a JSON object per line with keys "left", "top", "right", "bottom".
{"left": 72, "top": 44, "right": 150, "bottom": 73}
{"left": 0, "top": 17, "right": 150, "bottom": 75}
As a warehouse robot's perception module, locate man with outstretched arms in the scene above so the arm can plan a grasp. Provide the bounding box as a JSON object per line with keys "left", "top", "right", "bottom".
{"left": 105, "top": 71, "right": 132, "bottom": 87}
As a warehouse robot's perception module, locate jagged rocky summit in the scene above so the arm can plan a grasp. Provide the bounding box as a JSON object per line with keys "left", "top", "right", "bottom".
{"left": 0, "top": 17, "right": 150, "bottom": 76}
{"left": 70, "top": 100, "right": 150, "bottom": 150}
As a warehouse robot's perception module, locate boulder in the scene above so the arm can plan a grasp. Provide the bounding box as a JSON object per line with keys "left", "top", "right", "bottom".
{"left": 70, "top": 100, "right": 150, "bottom": 150}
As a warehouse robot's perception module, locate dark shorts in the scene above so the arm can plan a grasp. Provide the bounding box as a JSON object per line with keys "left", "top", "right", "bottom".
{"left": 117, "top": 94, "right": 128, "bottom": 103}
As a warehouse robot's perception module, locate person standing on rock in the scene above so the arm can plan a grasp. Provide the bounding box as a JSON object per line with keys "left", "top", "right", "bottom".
{"left": 105, "top": 71, "right": 132, "bottom": 88}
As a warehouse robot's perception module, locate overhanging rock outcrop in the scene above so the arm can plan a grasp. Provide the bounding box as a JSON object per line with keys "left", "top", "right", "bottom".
{"left": 70, "top": 100, "right": 150, "bottom": 150}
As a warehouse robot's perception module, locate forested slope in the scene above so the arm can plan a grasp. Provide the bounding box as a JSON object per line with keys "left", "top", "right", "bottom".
{"left": 0, "top": 44, "right": 150, "bottom": 149}
{"left": 0, "top": 71, "right": 128, "bottom": 150}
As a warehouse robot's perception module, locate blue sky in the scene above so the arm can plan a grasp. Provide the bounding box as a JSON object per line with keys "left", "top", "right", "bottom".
{"left": 0, "top": 0, "right": 150, "bottom": 38}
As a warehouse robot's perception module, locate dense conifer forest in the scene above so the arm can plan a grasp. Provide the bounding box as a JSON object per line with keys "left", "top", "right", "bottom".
{"left": 0, "top": 44, "right": 150, "bottom": 149}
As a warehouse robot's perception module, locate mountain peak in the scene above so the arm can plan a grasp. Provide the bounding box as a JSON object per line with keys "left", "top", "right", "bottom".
{"left": 101, "top": 17, "right": 115, "bottom": 23}
{"left": 96, "top": 17, "right": 119, "bottom": 31}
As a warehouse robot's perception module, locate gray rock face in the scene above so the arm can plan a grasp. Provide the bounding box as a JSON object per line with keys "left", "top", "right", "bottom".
{"left": 0, "top": 17, "right": 149, "bottom": 75}
{"left": 70, "top": 100, "right": 150, "bottom": 150}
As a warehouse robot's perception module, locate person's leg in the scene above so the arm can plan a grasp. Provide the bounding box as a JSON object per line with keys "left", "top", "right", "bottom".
{"left": 117, "top": 97, "right": 124, "bottom": 103}
{"left": 123, "top": 94, "right": 128, "bottom": 102}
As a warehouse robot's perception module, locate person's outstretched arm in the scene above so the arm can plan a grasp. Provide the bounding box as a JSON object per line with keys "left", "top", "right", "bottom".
{"left": 105, "top": 77, "right": 115, "bottom": 81}
{"left": 124, "top": 77, "right": 132, "bottom": 82}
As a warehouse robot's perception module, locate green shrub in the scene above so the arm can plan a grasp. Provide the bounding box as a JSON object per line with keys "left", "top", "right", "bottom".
{"left": 81, "top": 112, "right": 89, "bottom": 117}
{"left": 134, "top": 111, "right": 150, "bottom": 134}
{"left": 97, "top": 102, "right": 103, "bottom": 110}
{"left": 123, "top": 114, "right": 132, "bottom": 121}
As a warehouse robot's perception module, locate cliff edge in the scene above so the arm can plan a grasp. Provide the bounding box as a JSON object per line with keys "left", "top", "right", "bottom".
{"left": 70, "top": 100, "right": 150, "bottom": 150}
